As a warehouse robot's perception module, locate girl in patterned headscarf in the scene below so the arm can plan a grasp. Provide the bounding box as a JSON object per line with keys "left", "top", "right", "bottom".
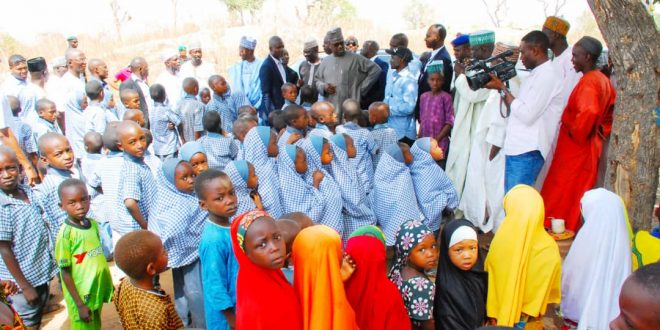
{"left": 301, "top": 136, "right": 343, "bottom": 236}
{"left": 224, "top": 160, "right": 262, "bottom": 220}
{"left": 278, "top": 145, "right": 327, "bottom": 223}
{"left": 231, "top": 210, "right": 302, "bottom": 329}
{"left": 410, "top": 137, "right": 458, "bottom": 232}
{"left": 243, "top": 126, "right": 283, "bottom": 218}
{"left": 371, "top": 143, "right": 421, "bottom": 246}
{"left": 328, "top": 133, "right": 376, "bottom": 241}
{"left": 148, "top": 158, "right": 207, "bottom": 327}
{"left": 389, "top": 219, "right": 439, "bottom": 330}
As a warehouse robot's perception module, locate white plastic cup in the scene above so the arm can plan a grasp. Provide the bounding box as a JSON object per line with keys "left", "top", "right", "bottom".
{"left": 551, "top": 218, "right": 566, "bottom": 234}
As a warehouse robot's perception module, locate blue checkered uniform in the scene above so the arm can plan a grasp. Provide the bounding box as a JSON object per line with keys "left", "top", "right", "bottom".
{"left": 277, "top": 126, "right": 306, "bottom": 150}
{"left": 33, "top": 167, "right": 83, "bottom": 244}
{"left": 371, "top": 146, "right": 421, "bottom": 246}
{"left": 278, "top": 146, "right": 326, "bottom": 224}
{"left": 234, "top": 140, "right": 244, "bottom": 160}
{"left": 0, "top": 185, "right": 56, "bottom": 287}
{"left": 243, "top": 128, "right": 283, "bottom": 218}
{"left": 87, "top": 151, "right": 123, "bottom": 227}
{"left": 410, "top": 139, "right": 459, "bottom": 232}
{"left": 336, "top": 123, "right": 377, "bottom": 194}
{"left": 148, "top": 169, "right": 206, "bottom": 268}
{"left": 302, "top": 139, "right": 344, "bottom": 236}
{"left": 151, "top": 102, "right": 182, "bottom": 157}
{"left": 205, "top": 92, "right": 250, "bottom": 133}
{"left": 175, "top": 95, "right": 204, "bottom": 143}
{"left": 369, "top": 124, "right": 398, "bottom": 169}
{"left": 308, "top": 124, "right": 333, "bottom": 139}
{"left": 327, "top": 139, "right": 377, "bottom": 241}
{"left": 115, "top": 154, "right": 158, "bottom": 235}
{"left": 224, "top": 161, "right": 257, "bottom": 220}
{"left": 198, "top": 133, "right": 237, "bottom": 171}
{"left": 13, "top": 117, "right": 37, "bottom": 155}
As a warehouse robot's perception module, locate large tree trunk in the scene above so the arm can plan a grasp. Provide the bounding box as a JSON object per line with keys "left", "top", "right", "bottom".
{"left": 588, "top": 0, "right": 659, "bottom": 230}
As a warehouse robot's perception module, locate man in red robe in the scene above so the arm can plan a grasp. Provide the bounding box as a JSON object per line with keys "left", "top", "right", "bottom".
{"left": 541, "top": 36, "right": 616, "bottom": 232}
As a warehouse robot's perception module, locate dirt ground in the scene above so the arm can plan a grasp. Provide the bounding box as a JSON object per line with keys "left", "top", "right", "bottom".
{"left": 40, "top": 263, "right": 175, "bottom": 330}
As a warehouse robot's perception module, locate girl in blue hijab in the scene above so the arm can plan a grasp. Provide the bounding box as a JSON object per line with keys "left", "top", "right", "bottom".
{"left": 328, "top": 133, "right": 377, "bottom": 242}
{"left": 302, "top": 136, "right": 344, "bottom": 236}
{"left": 180, "top": 141, "right": 209, "bottom": 176}
{"left": 410, "top": 137, "right": 459, "bottom": 232}
{"left": 278, "top": 145, "right": 327, "bottom": 223}
{"left": 243, "top": 126, "right": 283, "bottom": 218}
{"left": 224, "top": 160, "right": 260, "bottom": 220}
{"left": 371, "top": 143, "right": 421, "bottom": 246}
{"left": 64, "top": 89, "right": 88, "bottom": 158}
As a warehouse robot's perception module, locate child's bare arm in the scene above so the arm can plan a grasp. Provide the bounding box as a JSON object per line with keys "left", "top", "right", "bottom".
{"left": 0, "top": 242, "right": 37, "bottom": 305}
{"left": 221, "top": 309, "right": 236, "bottom": 329}
{"left": 435, "top": 124, "right": 452, "bottom": 143}
{"left": 125, "top": 199, "right": 148, "bottom": 229}
{"left": 61, "top": 267, "right": 92, "bottom": 322}
{"left": 420, "top": 319, "right": 435, "bottom": 330}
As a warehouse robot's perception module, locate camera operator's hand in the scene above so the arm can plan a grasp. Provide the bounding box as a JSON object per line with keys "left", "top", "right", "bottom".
{"left": 484, "top": 73, "right": 505, "bottom": 90}
{"left": 454, "top": 61, "right": 466, "bottom": 76}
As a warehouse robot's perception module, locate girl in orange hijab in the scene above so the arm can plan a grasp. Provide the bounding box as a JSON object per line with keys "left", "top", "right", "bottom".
{"left": 292, "top": 225, "right": 359, "bottom": 330}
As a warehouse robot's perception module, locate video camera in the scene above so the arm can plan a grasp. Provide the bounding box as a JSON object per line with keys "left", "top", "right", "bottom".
{"left": 465, "top": 50, "right": 517, "bottom": 91}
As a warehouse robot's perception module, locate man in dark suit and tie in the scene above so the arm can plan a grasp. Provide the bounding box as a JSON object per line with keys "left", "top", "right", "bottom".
{"left": 119, "top": 57, "right": 151, "bottom": 127}
{"left": 359, "top": 40, "right": 388, "bottom": 110}
{"left": 416, "top": 24, "right": 453, "bottom": 120}
{"left": 259, "top": 36, "right": 296, "bottom": 123}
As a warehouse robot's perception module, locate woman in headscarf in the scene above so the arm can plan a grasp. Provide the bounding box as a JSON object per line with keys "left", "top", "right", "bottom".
{"left": 434, "top": 219, "right": 487, "bottom": 330}
{"left": 485, "top": 184, "right": 561, "bottom": 327}
{"left": 224, "top": 160, "right": 261, "bottom": 220}
{"left": 64, "top": 89, "right": 88, "bottom": 157}
{"left": 301, "top": 136, "right": 343, "bottom": 235}
{"left": 148, "top": 158, "right": 207, "bottom": 327}
{"left": 292, "top": 225, "right": 358, "bottom": 330}
{"left": 371, "top": 143, "right": 421, "bottom": 246}
{"left": 243, "top": 126, "right": 283, "bottom": 218}
{"left": 389, "top": 220, "right": 438, "bottom": 330}
{"left": 344, "top": 234, "right": 411, "bottom": 330}
{"left": 410, "top": 137, "right": 458, "bottom": 232}
{"left": 328, "top": 133, "right": 376, "bottom": 241}
{"left": 561, "top": 188, "right": 631, "bottom": 330}
{"left": 231, "top": 210, "right": 302, "bottom": 329}
{"left": 278, "top": 145, "right": 326, "bottom": 223}
{"left": 180, "top": 141, "right": 209, "bottom": 175}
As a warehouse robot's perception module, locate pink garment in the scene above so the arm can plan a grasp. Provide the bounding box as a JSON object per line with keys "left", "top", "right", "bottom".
{"left": 114, "top": 67, "right": 132, "bottom": 82}
{"left": 419, "top": 90, "right": 454, "bottom": 153}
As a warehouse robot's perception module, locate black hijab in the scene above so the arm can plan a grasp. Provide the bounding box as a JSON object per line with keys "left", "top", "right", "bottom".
{"left": 434, "top": 219, "right": 488, "bottom": 330}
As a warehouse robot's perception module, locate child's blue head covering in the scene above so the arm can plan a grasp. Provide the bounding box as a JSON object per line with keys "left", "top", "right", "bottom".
{"left": 233, "top": 160, "right": 250, "bottom": 182}
{"left": 415, "top": 137, "right": 432, "bottom": 153}
{"left": 180, "top": 141, "right": 205, "bottom": 161}
{"left": 64, "top": 89, "right": 86, "bottom": 112}
{"left": 161, "top": 158, "right": 183, "bottom": 185}
{"left": 329, "top": 134, "right": 347, "bottom": 152}
{"left": 285, "top": 144, "right": 298, "bottom": 162}
{"left": 385, "top": 143, "right": 404, "bottom": 163}
{"left": 309, "top": 135, "right": 325, "bottom": 156}
{"left": 255, "top": 126, "right": 272, "bottom": 146}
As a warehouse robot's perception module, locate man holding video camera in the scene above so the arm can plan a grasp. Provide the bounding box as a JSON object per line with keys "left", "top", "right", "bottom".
{"left": 484, "top": 30, "right": 563, "bottom": 193}
{"left": 445, "top": 30, "right": 494, "bottom": 201}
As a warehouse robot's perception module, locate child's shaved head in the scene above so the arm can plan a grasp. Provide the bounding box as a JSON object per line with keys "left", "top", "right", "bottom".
{"left": 120, "top": 89, "right": 139, "bottom": 104}
{"left": 183, "top": 77, "right": 199, "bottom": 95}
{"left": 84, "top": 131, "right": 103, "bottom": 154}
{"left": 281, "top": 212, "right": 314, "bottom": 229}
{"left": 103, "top": 121, "right": 121, "bottom": 152}
{"left": 194, "top": 168, "right": 232, "bottom": 200}
{"left": 37, "top": 132, "right": 68, "bottom": 155}
{"left": 276, "top": 219, "right": 302, "bottom": 255}
{"left": 342, "top": 98, "right": 361, "bottom": 122}
{"left": 123, "top": 109, "right": 145, "bottom": 127}
{"left": 610, "top": 263, "right": 660, "bottom": 330}
{"left": 114, "top": 230, "right": 164, "bottom": 280}
{"left": 368, "top": 102, "right": 390, "bottom": 125}
{"left": 233, "top": 117, "right": 258, "bottom": 142}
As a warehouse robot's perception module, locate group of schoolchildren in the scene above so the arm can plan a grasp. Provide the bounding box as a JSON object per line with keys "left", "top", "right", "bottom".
{"left": 0, "top": 63, "right": 659, "bottom": 330}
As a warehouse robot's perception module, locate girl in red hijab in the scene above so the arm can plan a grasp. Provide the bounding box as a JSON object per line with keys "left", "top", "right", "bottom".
{"left": 231, "top": 210, "right": 303, "bottom": 329}
{"left": 344, "top": 234, "right": 411, "bottom": 330}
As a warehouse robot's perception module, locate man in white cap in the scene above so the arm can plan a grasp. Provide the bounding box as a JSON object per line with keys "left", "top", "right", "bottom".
{"left": 155, "top": 49, "right": 182, "bottom": 107}
{"left": 315, "top": 27, "right": 381, "bottom": 113}
{"left": 299, "top": 38, "right": 321, "bottom": 96}
{"left": 180, "top": 41, "right": 215, "bottom": 91}
{"left": 227, "top": 36, "right": 262, "bottom": 109}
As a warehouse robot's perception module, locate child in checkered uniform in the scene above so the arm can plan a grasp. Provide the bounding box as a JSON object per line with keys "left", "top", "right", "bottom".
{"left": 368, "top": 102, "right": 398, "bottom": 170}
{"left": 198, "top": 111, "right": 237, "bottom": 171}
{"left": 0, "top": 146, "right": 56, "bottom": 328}
{"left": 336, "top": 99, "right": 377, "bottom": 195}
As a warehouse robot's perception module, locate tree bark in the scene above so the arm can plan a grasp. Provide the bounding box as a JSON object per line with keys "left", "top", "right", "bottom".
{"left": 588, "top": 0, "right": 659, "bottom": 230}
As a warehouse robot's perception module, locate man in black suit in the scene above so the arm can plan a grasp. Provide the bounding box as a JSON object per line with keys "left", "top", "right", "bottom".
{"left": 259, "top": 36, "right": 296, "bottom": 124}
{"left": 416, "top": 24, "right": 453, "bottom": 120}
{"left": 359, "top": 40, "right": 388, "bottom": 109}
{"left": 119, "top": 57, "right": 151, "bottom": 127}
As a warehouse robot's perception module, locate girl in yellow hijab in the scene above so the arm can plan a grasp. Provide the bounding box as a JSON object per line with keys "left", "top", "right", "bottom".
{"left": 485, "top": 184, "right": 562, "bottom": 327}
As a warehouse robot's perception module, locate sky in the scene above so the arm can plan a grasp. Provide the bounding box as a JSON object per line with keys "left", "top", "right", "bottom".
{"left": 0, "top": 0, "right": 596, "bottom": 44}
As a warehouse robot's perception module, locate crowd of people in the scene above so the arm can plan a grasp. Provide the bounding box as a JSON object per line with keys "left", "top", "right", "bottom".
{"left": 0, "top": 15, "right": 658, "bottom": 330}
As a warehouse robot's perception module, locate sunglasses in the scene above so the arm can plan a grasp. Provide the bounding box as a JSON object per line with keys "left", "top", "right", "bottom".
{"left": 345, "top": 42, "right": 357, "bottom": 46}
